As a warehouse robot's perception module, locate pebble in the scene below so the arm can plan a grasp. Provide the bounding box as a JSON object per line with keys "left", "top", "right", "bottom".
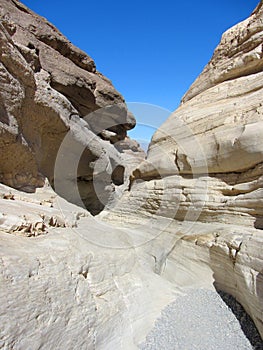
{"left": 139, "top": 289, "right": 263, "bottom": 350}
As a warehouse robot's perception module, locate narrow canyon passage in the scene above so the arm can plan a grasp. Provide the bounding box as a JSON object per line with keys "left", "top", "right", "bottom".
{"left": 0, "top": 0, "right": 263, "bottom": 349}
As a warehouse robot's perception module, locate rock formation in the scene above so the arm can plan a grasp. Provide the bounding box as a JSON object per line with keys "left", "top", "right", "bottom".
{"left": 0, "top": 0, "right": 263, "bottom": 349}
{"left": 0, "top": 0, "right": 140, "bottom": 215}
{"left": 105, "top": 0, "right": 263, "bottom": 340}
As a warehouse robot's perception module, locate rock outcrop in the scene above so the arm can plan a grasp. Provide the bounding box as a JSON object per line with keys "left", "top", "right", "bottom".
{"left": 0, "top": 1, "right": 263, "bottom": 349}
{"left": 0, "top": 0, "right": 138, "bottom": 215}
{"left": 0, "top": 182, "right": 177, "bottom": 350}
{"left": 105, "top": 1, "right": 263, "bottom": 339}
{"left": 119, "top": 1, "right": 263, "bottom": 229}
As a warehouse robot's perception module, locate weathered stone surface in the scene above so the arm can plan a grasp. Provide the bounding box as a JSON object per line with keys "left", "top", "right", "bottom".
{"left": 0, "top": 183, "right": 177, "bottom": 349}
{"left": 0, "top": 0, "right": 136, "bottom": 214}
{"left": 0, "top": 1, "right": 263, "bottom": 348}
{"left": 104, "top": 2, "right": 263, "bottom": 339}
{"left": 118, "top": 2, "right": 263, "bottom": 229}
{"left": 182, "top": 1, "right": 263, "bottom": 103}
{"left": 115, "top": 136, "right": 146, "bottom": 176}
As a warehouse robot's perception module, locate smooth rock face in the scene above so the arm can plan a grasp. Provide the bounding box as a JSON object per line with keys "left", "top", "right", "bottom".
{"left": 110, "top": 3, "right": 263, "bottom": 229}
{"left": 0, "top": 183, "right": 177, "bottom": 350}
{"left": 0, "top": 1, "right": 263, "bottom": 349}
{"left": 0, "top": 0, "right": 137, "bottom": 214}
{"left": 105, "top": 2, "right": 263, "bottom": 339}
{"left": 182, "top": 1, "right": 263, "bottom": 103}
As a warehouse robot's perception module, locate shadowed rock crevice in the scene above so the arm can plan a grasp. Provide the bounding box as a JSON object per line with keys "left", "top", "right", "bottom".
{"left": 216, "top": 290, "right": 263, "bottom": 349}
{"left": 111, "top": 165, "right": 125, "bottom": 186}
{"left": 50, "top": 81, "right": 97, "bottom": 116}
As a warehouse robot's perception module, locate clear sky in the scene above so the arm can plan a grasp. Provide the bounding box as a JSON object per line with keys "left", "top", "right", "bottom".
{"left": 22, "top": 0, "right": 259, "bottom": 143}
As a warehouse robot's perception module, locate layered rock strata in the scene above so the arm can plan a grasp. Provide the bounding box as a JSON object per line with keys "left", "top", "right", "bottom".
{"left": 0, "top": 183, "right": 177, "bottom": 349}
{"left": 105, "top": 1, "right": 263, "bottom": 338}
{"left": 0, "top": 0, "right": 263, "bottom": 348}
{"left": 0, "top": 0, "right": 138, "bottom": 214}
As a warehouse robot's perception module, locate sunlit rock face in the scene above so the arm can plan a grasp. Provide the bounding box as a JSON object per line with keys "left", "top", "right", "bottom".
{"left": 0, "top": 0, "right": 263, "bottom": 349}
{"left": 105, "top": 2, "right": 263, "bottom": 338}
{"left": 115, "top": 1, "right": 263, "bottom": 229}
{"left": 0, "top": 0, "right": 141, "bottom": 215}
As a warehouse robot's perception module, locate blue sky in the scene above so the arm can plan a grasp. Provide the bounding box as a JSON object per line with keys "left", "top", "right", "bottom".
{"left": 22, "top": 0, "right": 259, "bottom": 143}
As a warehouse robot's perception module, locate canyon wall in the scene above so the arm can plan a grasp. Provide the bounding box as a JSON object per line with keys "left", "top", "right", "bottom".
{"left": 105, "top": 1, "right": 263, "bottom": 338}
{"left": 0, "top": 0, "right": 144, "bottom": 215}
{"left": 110, "top": 1, "right": 263, "bottom": 229}
{"left": 0, "top": 1, "right": 263, "bottom": 348}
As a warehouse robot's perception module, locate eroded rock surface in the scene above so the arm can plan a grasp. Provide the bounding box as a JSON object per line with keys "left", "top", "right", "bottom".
{"left": 0, "top": 184, "right": 177, "bottom": 349}
{"left": 105, "top": 2, "right": 263, "bottom": 339}
{"left": 108, "top": 2, "right": 263, "bottom": 229}
{"left": 0, "top": 1, "right": 263, "bottom": 349}
{"left": 0, "top": 0, "right": 137, "bottom": 214}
